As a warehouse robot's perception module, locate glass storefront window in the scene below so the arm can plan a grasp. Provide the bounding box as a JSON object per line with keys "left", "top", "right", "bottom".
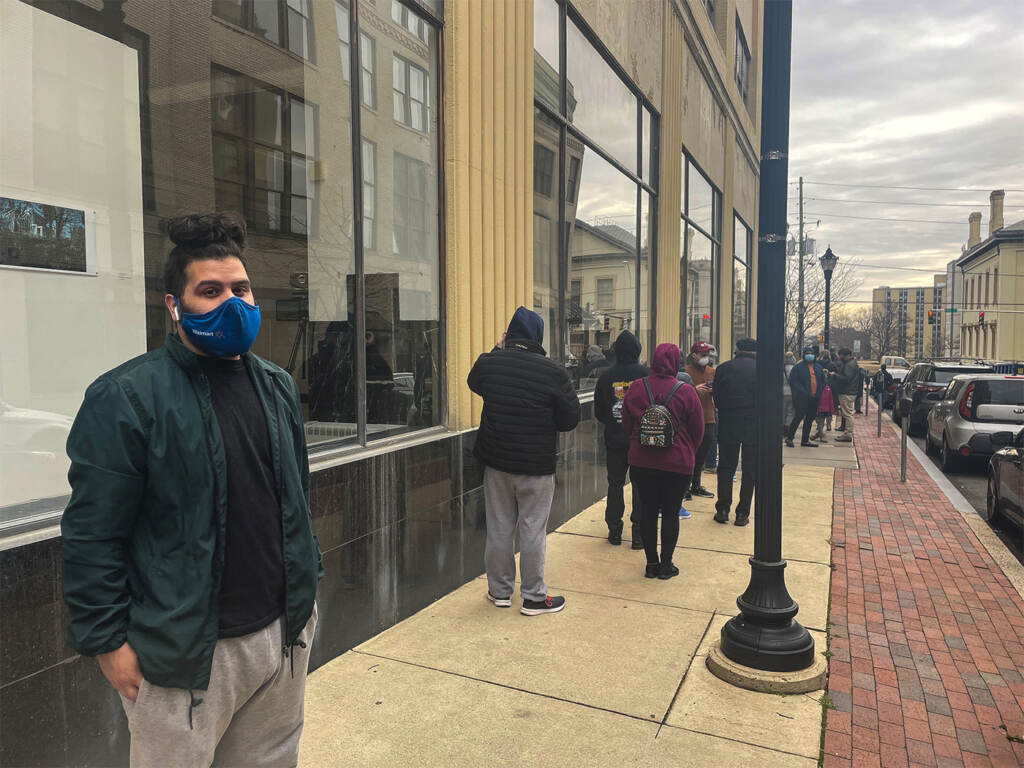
{"left": 533, "top": 0, "right": 561, "bottom": 113}
{"left": 568, "top": 152, "right": 637, "bottom": 388}
{"left": 0, "top": 0, "right": 444, "bottom": 535}
{"left": 733, "top": 215, "right": 751, "bottom": 351}
{"left": 565, "top": 18, "right": 638, "bottom": 176}
{"left": 532, "top": 1, "right": 657, "bottom": 389}
{"left": 680, "top": 155, "right": 721, "bottom": 352}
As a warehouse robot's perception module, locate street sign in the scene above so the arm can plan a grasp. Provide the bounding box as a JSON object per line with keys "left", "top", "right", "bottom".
{"left": 944, "top": 307, "right": 958, "bottom": 313}
{"left": 853, "top": 339, "right": 861, "bottom": 353}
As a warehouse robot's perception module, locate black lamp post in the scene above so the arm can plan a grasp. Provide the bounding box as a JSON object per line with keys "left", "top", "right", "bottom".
{"left": 717, "top": 0, "right": 817, "bottom": 674}
{"left": 820, "top": 247, "right": 839, "bottom": 351}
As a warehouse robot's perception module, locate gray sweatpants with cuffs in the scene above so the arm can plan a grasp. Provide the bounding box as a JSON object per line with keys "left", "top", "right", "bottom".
{"left": 483, "top": 466, "right": 555, "bottom": 602}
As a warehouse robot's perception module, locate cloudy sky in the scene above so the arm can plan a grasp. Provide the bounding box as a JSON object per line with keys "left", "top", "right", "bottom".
{"left": 789, "top": 0, "right": 1024, "bottom": 304}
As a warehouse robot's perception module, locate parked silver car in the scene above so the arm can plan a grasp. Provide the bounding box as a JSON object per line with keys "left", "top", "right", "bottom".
{"left": 925, "top": 374, "right": 1024, "bottom": 471}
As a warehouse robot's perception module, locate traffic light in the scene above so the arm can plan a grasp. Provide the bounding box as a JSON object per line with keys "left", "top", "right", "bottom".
{"left": 927, "top": 310, "right": 935, "bottom": 325}
{"left": 979, "top": 311, "right": 985, "bottom": 324}
{"left": 602, "top": 316, "right": 610, "bottom": 331}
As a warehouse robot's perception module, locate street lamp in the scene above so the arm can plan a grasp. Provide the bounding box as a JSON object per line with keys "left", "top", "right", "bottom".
{"left": 710, "top": 0, "right": 822, "bottom": 689}
{"left": 820, "top": 246, "right": 839, "bottom": 352}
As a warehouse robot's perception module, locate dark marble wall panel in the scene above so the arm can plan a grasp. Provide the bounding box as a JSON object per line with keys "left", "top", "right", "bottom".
{"left": 0, "top": 536, "right": 67, "bottom": 687}
{"left": 460, "top": 486, "right": 488, "bottom": 582}
{"left": 396, "top": 497, "right": 463, "bottom": 622}
{"left": 61, "top": 655, "right": 131, "bottom": 768}
{"left": 0, "top": 656, "right": 68, "bottom": 767}
{"left": 309, "top": 525, "right": 398, "bottom": 672}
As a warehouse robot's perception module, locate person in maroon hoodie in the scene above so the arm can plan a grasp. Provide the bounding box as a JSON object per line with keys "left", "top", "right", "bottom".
{"left": 621, "top": 343, "right": 706, "bottom": 580}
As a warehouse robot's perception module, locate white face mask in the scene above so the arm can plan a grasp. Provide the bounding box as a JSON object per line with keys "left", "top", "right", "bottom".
{"left": 697, "top": 356, "right": 710, "bottom": 367}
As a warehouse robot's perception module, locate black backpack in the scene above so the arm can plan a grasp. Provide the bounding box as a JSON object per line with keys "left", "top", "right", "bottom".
{"left": 638, "top": 378, "right": 685, "bottom": 448}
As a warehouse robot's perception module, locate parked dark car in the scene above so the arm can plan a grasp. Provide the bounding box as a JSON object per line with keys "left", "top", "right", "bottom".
{"left": 894, "top": 362, "right": 994, "bottom": 436}
{"left": 987, "top": 429, "right": 1024, "bottom": 546}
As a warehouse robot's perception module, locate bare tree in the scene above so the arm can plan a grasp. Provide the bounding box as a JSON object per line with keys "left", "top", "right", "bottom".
{"left": 783, "top": 249, "right": 863, "bottom": 354}
{"left": 868, "top": 299, "right": 901, "bottom": 358}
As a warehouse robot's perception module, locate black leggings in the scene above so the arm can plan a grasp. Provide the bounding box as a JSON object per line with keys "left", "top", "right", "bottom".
{"left": 691, "top": 424, "right": 714, "bottom": 491}
{"left": 629, "top": 466, "right": 692, "bottom": 567}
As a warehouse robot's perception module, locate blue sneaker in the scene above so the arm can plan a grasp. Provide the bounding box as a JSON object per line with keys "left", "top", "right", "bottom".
{"left": 679, "top": 506, "right": 691, "bottom": 519}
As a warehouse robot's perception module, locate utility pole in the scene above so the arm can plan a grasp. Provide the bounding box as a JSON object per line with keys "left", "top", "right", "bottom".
{"left": 797, "top": 176, "right": 804, "bottom": 351}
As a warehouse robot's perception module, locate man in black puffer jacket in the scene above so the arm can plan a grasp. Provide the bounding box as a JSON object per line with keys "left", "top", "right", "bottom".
{"left": 711, "top": 337, "right": 758, "bottom": 526}
{"left": 468, "top": 307, "right": 580, "bottom": 616}
{"left": 594, "top": 331, "right": 649, "bottom": 548}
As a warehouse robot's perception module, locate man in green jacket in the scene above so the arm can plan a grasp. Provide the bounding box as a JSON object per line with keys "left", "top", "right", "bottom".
{"left": 62, "top": 212, "right": 322, "bottom": 767}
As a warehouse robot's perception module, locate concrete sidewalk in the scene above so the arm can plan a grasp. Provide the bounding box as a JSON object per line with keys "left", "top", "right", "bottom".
{"left": 300, "top": 465, "right": 836, "bottom": 767}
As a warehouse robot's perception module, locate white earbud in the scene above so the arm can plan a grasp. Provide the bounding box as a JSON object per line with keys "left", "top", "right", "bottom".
{"left": 172, "top": 300, "right": 181, "bottom": 322}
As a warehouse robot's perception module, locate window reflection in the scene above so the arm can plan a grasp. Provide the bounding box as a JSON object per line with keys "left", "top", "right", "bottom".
{"left": 533, "top": 108, "right": 561, "bottom": 356}
{"left": 732, "top": 216, "right": 751, "bottom": 350}
{"left": 532, "top": 0, "right": 656, "bottom": 390}
{"left": 687, "top": 165, "right": 715, "bottom": 235}
{"left": 533, "top": 0, "right": 561, "bottom": 113}
{"left": 360, "top": 0, "right": 441, "bottom": 438}
{"left": 565, "top": 18, "right": 637, "bottom": 175}
{"left": 685, "top": 225, "right": 714, "bottom": 348}
{"left": 681, "top": 156, "right": 720, "bottom": 351}
{"left": 1, "top": 0, "right": 448, "bottom": 533}
{"left": 569, "top": 152, "right": 637, "bottom": 389}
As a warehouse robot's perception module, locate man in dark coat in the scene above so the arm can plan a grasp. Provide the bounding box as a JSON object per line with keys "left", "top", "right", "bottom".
{"left": 468, "top": 307, "right": 580, "bottom": 616}
{"left": 711, "top": 338, "right": 758, "bottom": 526}
{"left": 830, "top": 347, "right": 860, "bottom": 443}
{"left": 786, "top": 346, "right": 825, "bottom": 448}
{"left": 594, "top": 331, "right": 649, "bottom": 548}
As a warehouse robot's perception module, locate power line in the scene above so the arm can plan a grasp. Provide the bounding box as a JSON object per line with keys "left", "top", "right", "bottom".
{"left": 790, "top": 180, "right": 1024, "bottom": 193}
{"left": 803, "top": 211, "right": 963, "bottom": 225}
{"left": 788, "top": 196, "right": 1010, "bottom": 209}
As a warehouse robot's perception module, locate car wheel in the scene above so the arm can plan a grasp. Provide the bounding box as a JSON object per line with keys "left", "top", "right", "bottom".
{"left": 908, "top": 417, "right": 925, "bottom": 438}
{"left": 986, "top": 475, "right": 1001, "bottom": 524}
{"left": 941, "top": 434, "right": 960, "bottom": 473}
{"left": 925, "top": 430, "right": 938, "bottom": 457}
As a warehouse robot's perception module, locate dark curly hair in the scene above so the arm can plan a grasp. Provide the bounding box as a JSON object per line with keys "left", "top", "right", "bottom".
{"left": 163, "top": 211, "right": 248, "bottom": 299}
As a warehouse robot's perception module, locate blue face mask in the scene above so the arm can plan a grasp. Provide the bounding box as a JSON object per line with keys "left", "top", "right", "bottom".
{"left": 805, "top": 354, "right": 815, "bottom": 362}
{"left": 177, "top": 296, "right": 261, "bottom": 357}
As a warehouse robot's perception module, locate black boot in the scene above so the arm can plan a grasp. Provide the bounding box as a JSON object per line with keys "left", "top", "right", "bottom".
{"left": 734, "top": 512, "right": 750, "bottom": 527}
{"left": 631, "top": 526, "right": 645, "bottom": 550}
{"left": 608, "top": 525, "right": 623, "bottom": 546}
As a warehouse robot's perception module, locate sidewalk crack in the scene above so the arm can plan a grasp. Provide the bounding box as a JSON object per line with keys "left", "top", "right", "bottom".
{"left": 655, "top": 611, "right": 717, "bottom": 739}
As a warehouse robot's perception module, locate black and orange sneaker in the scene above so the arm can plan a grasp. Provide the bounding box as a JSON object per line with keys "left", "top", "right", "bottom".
{"left": 520, "top": 595, "right": 566, "bottom": 616}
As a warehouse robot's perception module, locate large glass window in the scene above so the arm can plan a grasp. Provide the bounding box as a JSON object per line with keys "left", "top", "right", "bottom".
{"left": 681, "top": 155, "right": 721, "bottom": 352}
{"left": 533, "top": 0, "right": 658, "bottom": 389}
{"left": 213, "top": 0, "right": 314, "bottom": 61}
{"left": 735, "top": 14, "right": 750, "bottom": 102}
{"left": 0, "top": 0, "right": 444, "bottom": 536}
{"left": 732, "top": 215, "right": 751, "bottom": 350}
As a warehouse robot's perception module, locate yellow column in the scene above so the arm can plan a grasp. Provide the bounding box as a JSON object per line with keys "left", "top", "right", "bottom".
{"left": 444, "top": 0, "right": 534, "bottom": 430}
{"left": 655, "top": 8, "right": 683, "bottom": 347}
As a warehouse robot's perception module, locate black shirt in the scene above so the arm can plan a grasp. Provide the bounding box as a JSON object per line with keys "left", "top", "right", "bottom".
{"left": 199, "top": 356, "right": 286, "bottom": 637}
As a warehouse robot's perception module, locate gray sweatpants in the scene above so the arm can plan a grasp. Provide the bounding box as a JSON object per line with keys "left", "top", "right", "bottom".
{"left": 483, "top": 466, "right": 555, "bottom": 603}
{"left": 119, "top": 604, "right": 317, "bottom": 768}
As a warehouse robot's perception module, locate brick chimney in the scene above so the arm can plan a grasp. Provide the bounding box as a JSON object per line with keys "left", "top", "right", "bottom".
{"left": 968, "top": 211, "right": 982, "bottom": 247}
{"left": 989, "top": 190, "right": 1005, "bottom": 235}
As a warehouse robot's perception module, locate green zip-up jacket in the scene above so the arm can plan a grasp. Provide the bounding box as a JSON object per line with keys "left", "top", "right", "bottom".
{"left": 61, "top": 334, "right": 322, "bottom": 691}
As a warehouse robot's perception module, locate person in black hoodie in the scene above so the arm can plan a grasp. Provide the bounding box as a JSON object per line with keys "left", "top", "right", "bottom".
{"left": 468, "top": 307, "right": 580, "bottom": 616}
{"left": 594, "top": 331, "right": 649, "bottom": 548}
{"left": 711, "top": 338, "right": 758, "bottom": 525}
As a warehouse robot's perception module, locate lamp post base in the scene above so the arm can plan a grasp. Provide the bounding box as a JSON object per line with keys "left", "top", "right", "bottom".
{"left": 719, "top": 558, "right": 816, "bottom": 672}
{"left": 707, "top": 641, "right": 826, "bottom": 694}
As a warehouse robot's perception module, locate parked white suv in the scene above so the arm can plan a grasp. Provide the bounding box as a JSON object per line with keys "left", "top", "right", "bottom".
{"left": 925, "top": 374, "right": 1024, "bottom": 471}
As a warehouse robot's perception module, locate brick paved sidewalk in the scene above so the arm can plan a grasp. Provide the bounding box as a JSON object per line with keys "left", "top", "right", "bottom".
{"left": 822, "top": 412, "right": 1024, "bottom": 768}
